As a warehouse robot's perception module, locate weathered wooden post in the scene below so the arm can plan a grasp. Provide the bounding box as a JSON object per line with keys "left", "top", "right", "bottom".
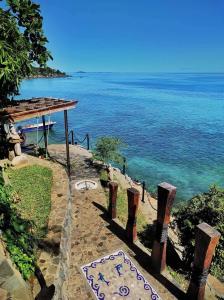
{"left": 108, "top": 182, "right": 118, "bottom": 219}
{"left": 64, "top": 110, "right": 71, "bottom": 175}
{"left": 186, "top": 223, "right": 221, "bottom": 300}
{"left": 151, "top": 182, "right": 176, "bottom": 273}
{"left": 126, "top": 188, "right": 140, "bottom": 243}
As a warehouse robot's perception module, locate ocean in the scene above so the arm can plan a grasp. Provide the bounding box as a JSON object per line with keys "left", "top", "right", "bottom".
{"left": 18, "top": 72, "right": 224, "bottom": 202}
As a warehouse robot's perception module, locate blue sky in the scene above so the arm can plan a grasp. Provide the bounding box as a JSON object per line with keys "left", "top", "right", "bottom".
{"left": 36, "top": 0, "right": 224, "bottom": 72}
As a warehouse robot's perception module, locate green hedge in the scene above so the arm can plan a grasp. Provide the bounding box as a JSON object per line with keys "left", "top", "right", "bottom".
{"left": 172, "top": 185, "right": 224, "bottom": 280}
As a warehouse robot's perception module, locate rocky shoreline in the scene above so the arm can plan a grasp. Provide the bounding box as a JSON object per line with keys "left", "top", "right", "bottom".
{"left": 26, "top": 74, "right": 69, "bottom": 79}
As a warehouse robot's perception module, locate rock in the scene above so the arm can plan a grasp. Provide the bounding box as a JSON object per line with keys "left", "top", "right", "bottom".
{"left": 8, "top": 150, "right": 15, "bottom": 161}
{"left": 0, "top": 242, "right": 33, "bottom": 300}
{"left": 11, "top": 154, "right": 28, "bottom": 167}
{"left": 14, "top": 143, "right": 22, "bottom": 156}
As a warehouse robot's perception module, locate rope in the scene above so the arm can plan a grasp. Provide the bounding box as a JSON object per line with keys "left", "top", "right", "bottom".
{"left": 37, "top": 134, "right": 44, "bottom": 144}
{"left": 74, "top": 133, "right": 87, "bottom": 144}
{"left": 145, "top": 191, "right": 157, "bottom": 211}
{"left": 48, "top": 134, "right": 66, "bottom": 143}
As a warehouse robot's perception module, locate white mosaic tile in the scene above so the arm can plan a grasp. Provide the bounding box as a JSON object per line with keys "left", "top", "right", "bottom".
{"left": 81, "top": 250, "right": 161, "bottom": 300}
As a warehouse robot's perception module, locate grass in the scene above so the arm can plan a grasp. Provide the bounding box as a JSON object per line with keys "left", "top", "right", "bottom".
{"left": 167, "top": 266, "right": 189, "bottom": 291}
{"left": 105, "top": 174, "right": 147, "bottom": 233}
{"left": 7, "top": 165, "right": 53, "bottom": 239}
{"left": 116, "top": 187, "right": 147, "bottom": 232}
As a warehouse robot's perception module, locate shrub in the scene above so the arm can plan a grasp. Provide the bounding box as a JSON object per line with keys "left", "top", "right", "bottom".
{"left": 100, "top": 170, "right": 109, "bottom": 181}
{"left": 93, "top": 136, "right": 125, "bottom": 165}
{"left": 0, "top": 183, "right": 36, "bottom": 279}
{"left": 172, "top": 185, "right": 224, "bottom": 280}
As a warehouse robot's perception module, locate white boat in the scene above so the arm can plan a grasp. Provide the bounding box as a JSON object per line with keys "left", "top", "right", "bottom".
{"left": 18, "top": 121, "right": 56, "bottom": 133}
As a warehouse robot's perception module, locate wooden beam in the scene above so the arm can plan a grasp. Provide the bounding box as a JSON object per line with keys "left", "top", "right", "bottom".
{"left": 126, "top": 187, "right": 140, "bottom": 243}
{"left": 186, "top": 223, "right": 221, "bottom": 300}
{"left": 42, "top": 115, "right": 48, "bottom": 158}
{"left": 151, "top": 182, "right": 176, "bottom": 273}
{"left": 108, "top": 182, "right": 118, "bottom": 219}
{"left": 0, "top": 99, "right": 78, "bottom": 122}
{"left": 64, "top": 110, "right": 71, "bottom": 175}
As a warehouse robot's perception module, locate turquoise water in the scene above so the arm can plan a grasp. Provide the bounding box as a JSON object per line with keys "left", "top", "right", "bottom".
{"left": 18, "top": 73, "right": 224, "bottom": 201}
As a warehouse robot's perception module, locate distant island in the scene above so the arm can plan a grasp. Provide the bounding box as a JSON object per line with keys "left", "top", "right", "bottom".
{"left": 27, "top": 66, "right": 68, "bottom": 79}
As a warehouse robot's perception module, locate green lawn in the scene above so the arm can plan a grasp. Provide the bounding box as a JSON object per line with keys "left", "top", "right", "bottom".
{"left": 7, "top": 165, "right": 53, "bottom": 239}
{"left": 116, "top": 186, "right": 147, "bottom": 233}
{"left": 105, "top": 175, "right": 147, "bottom": 233}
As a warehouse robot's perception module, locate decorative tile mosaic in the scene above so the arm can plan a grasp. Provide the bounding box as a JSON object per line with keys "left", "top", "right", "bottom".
{"left": 81, "top": 250, "right": 161, "bottom": 300}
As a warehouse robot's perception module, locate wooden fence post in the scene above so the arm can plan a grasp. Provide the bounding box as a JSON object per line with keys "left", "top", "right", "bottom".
{"left": 151, "top": 182, "right": 176, "bottom": 273}
{"left": 126, "top": 188, "right": 140, "bottom": 243}
{"left": 108, "top": 182, "right": 118, "bottom": 219}
{"left": 186, "top": 222, "right": 221, "bottom": 300}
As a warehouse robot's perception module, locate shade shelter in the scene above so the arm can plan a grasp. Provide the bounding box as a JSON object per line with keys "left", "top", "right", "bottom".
{"left": 0, "top": 97, "right": 78, "bottom": 174}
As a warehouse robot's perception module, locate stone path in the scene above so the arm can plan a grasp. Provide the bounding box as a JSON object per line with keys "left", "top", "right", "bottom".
{"left": 48, "top": 145, "right": 181, "bottom": 300}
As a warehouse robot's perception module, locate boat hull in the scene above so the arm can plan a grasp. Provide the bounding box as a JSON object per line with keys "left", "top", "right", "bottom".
{"left": 20, "top": 122, "right": 56, "bottom": 133}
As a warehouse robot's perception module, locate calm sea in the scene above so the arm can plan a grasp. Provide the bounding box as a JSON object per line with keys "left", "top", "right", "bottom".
{"left": 18, "top": 72, "right": 224, "bottom": 202}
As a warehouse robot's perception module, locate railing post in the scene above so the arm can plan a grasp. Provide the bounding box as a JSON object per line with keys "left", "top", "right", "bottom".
{"left": 71, "top": 130, "right": 74, "bottom": 145}
{"left": 186, "top": 223, "right": 221, "bottom": 300}
{"left": 151, "top": 182, "right": 176, "bottom": 273}
{"left": 86, "top": 133, "right": 90, "bottom": 150}
{"left": 142, "top": 181, "right": 145, "bottom": 203}
{"left": 126, "top": 188, "right": 140, "bottom": 243}
{"left": 108, "top": 182, "right": 118, "bottom": 219}
{"left": 64, "top": 110, "right": 71, "bottom": 176}
{"left": 122, "top": 157, "right": 126, "bottom": 175}
{"left": 42, "top": 115, "right": 48, "bottom": 158}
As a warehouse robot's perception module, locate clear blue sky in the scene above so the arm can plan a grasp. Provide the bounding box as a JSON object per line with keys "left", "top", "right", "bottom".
{"left": 37, "top": 0, "right": 224, "bottom": 72}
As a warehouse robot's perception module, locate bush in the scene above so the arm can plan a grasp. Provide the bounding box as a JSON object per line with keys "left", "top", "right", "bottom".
{"left": 100, "top": 170, "right": 109, "bottom": 181}
{"left": 93, "top": 136, "right": 125, "bottom": 165}
{"left": 172, "top": 185, "right": 224, "bottom": 280}
{"left": 0, "top": 184, "right": 36, "bottom": 280}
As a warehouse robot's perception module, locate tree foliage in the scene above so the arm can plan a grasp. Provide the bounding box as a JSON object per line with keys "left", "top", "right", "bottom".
{"left": 31, "top": 66, "right": 66, "bottom": 77}
{"left": 0, "top": 182, "right": 36, "bottom": 279}
{"left": 172, "top": 185, "right": 224, "bottom": 279}
{"left": 0, "top": 0, "right": 52, "bottom": 104}
{"left": 93, "top": 136, "right": 125, "bottom": 165}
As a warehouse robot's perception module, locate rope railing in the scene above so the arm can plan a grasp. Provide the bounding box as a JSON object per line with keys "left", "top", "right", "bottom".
{"left": 48, "top": 134, "right": 66, "bottom": 143}
{"left": 68, "top": 131, "right": 90, "bottom": 150}
{"left": 74, "top": 133, "right": 87, "bottom": 144}
{"left": 145, "top": 190, "right": 157, "bottom": 211}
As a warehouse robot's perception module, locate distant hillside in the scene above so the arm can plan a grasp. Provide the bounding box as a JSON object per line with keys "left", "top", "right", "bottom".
{"left": 28, "top": 66, "right": 68, "bottom": 78}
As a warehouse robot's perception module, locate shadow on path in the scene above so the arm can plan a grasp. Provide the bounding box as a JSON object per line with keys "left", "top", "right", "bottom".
{"left": 93, "top": 201, "right": 186, "bottom": 300}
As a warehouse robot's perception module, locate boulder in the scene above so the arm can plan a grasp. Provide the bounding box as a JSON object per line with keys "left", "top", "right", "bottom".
{"left": 14, "top": 143, "right": 22, "bottom": 156}
{"left": 11, "top": 154, "right": 28, "bottom": 167}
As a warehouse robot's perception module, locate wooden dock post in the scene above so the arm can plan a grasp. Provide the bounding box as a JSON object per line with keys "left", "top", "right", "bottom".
{"left": 126, "top": 188, "right": 140, "bottom": 243}
{"left": 151, "top": 182, "right": 176, "bottom": 273}
{"left": 186, "top": 223, "right": 221, "bottom": 300}
{"left": 108, "top": 182, "right": 118, "bottom": 219}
